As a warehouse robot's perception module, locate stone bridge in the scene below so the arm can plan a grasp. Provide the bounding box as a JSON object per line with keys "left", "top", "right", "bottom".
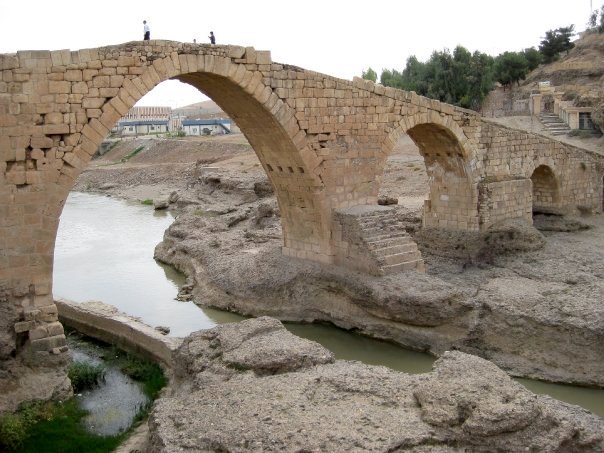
{"left": 0, "top": 41, "right": 603, "bottom": 384}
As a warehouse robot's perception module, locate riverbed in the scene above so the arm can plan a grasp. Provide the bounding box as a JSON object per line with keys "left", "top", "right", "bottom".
{"left": 53, "top": 191, "right": 604, "bottom": 418}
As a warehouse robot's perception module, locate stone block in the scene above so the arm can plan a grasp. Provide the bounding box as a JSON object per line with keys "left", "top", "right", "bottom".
{"left": 256, "top": 51, "right": 272, "bottom": 65}
{"left": 227, "top": 46, "right": 245, "bottom": 59}
{"left": 30, "top": 334, "right": 66, "bottom": 352}
{"left": 14, "top": 320, "right": 35, "bottom": 333}
{"left": 244, "top": 47, "right": 257, "bottom": 64}
{"left": 47, "top": 321, "right": 64, "bottom": 337}
{"left": 29, "top": 326, "right": 49, "bottom": 341}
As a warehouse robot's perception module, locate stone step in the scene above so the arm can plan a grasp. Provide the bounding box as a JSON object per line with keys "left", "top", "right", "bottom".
{"left": 358, "top": 218, "right": 400, "bottom": 227}
{"left": 377, "top": 250, "right": 422, "bottom": 266}
{"left": 361, "top": 226, "right": 406, "bottom": 236}
{"left": 366, "top": 236, "right": 412, "bottom": 248}
{"left": 380, "top": 259, "right": 424, "bottom": 274}
{"left": 372, "top": 243, "right": 417, "bottom": 257}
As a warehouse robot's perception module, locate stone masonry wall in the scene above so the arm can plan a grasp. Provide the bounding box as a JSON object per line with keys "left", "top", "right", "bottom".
{"left": 478, "top": 178, "right": 533, "bottom": 228}
{"left": 478, "top": 121, "right": 603, "bottom": 215}
{"left": 0, "top": 41, "right": 603, "bottom": 397}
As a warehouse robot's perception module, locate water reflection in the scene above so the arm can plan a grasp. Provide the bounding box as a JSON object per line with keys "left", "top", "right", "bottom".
{"left": 517, "top": 378, "right": 604, "bottom": 418}
{"left": 285, "top": 323, "right": 434, "bottom": 374}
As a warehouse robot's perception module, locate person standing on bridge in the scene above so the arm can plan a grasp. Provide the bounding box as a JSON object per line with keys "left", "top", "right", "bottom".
{"left": 143, "top": 20, "right": 150, "bottom": 40}
{"left": 209, "top": 31, "right": 215, "bottom": 45}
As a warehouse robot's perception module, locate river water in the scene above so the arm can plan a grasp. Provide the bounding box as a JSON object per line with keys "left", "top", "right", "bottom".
{"left": 53, "top": 192, "right": 603, "bottom": 418}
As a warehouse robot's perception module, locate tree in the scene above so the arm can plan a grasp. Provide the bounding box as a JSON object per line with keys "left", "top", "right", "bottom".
{"left": 539, "top": 25, "right": 576, "bottom": 63}
{"left": 522, "top": 47, "right": 543, "bottom": 71}
{"left": 587, "top": 5, "right": 604, "bottom": 33}
{"left": 361, "top": 67, "right": 377, "bottom": 82}
{"left": 493, "top": 52, "right": 529, "bottom": 89}
{"left": 378, "top": 47, "right": 494, "bottom": 111}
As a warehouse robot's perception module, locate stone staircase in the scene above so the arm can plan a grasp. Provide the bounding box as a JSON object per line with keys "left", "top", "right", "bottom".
{"left": 334, "top": 206, "right": 425, "bottom": 275}
{"left": 539, "top": 113, "right": 571, "bottom": 135}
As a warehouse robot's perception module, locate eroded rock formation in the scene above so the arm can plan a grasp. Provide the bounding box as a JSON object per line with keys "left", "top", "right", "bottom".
{"left": 148, "top": 317, "right": 604, "bottom": 452}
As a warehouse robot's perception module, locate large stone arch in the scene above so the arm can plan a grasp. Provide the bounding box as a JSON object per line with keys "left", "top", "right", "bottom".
{"left": 0, "top": 44, "right": 336, "bottom": 389}
{"left": 72, "top": 53, "right": 330, "bottom": 262}
{"left": 383, "top": 115, "right": 479, "bottom": 231}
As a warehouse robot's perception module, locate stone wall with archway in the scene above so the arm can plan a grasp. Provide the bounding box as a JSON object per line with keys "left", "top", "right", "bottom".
{"left": 531, "top": 165, "right": 561, "bottom": 214}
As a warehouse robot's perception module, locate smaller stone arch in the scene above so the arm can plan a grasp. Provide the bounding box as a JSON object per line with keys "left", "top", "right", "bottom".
{"left": 383, "top": 115, "right": 479, "bottom": 231}
{"left": 530, "top": 164, "right": 561, "bottom": 214}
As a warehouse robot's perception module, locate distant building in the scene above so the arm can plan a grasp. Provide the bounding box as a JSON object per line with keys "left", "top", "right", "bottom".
{"left": 123, "top": 106, "right": 172, "bottom": 121}
{"left": 182, "top": 118, "right": 232, "bottom": 136}
{"left": 119, "top": 119, "right": 169, "bottom": 135}
{"left": 114, "top": 103, "right": 240, "bottom": 136}
{"left": 114, "top": 105, "right": 172, "bottom": 136}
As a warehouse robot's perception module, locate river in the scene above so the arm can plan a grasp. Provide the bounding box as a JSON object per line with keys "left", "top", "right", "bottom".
{"left": 53, "top": 191, "right": 604, "bottom": 418}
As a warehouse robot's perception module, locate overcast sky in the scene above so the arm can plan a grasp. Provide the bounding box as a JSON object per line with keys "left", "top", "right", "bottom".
{"left": 0, "top": 0, "right": 597, "bottom": 107}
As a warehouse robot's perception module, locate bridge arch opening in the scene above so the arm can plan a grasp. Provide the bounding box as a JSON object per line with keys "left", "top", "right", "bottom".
{"left": 530, "top": 164, "right": 560, "bottom": 215}
{"left": 384, "top": 122, "right": 477, "bottom": 231}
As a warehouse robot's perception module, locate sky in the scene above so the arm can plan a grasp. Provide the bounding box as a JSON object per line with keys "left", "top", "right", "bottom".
{"left": 0, "top": 0, "right": 598, "bottom": 108}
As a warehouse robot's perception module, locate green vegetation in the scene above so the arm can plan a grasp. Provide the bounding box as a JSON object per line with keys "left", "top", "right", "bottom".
{"left": 361, "top": 67, "right": 377, "bottom": 82}
{"left": 120, "top": 145, "right": 145, "bottom": 162}
{"left": 587, "top": 4, "right": 604, "bottom": 33}
{"left": 101, "top": 347, "right": 167, "bottom": 401}
{"left": 380, "top": 46, "right": 494, "bottom": 110}
{"left": 539, "top": 25, "right": 575, "bottom": 63}
{"left": 102, "top": 140, "right": 120, "bottom": 155}
{"left": 0, "top": 335, "right": 168, "bottom": 452}
{"left": 141, "top": 199, "right": 154, "bottom": 205}
{"left": 120, "top": 356, "right": 167, "bottom": 400}
{"left": 365, "top": 9, "right": 602, "bottom": 110}
{"left": 0, "top": 400, "right": 123, "bottom": 452}
{"left": 68, "top": 362, "right": 106, "bottom": 392}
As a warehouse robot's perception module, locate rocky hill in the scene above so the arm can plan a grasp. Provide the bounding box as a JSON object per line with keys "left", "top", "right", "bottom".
{"left": 482, "top": 31, "right": 604, "bottom": 131}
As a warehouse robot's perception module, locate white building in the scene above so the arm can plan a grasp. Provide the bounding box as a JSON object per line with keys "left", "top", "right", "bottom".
{"left": 181, "top": 119, "right": 232, "bottom": 136}
{"left": 118, "top": 119, "right": 169, "bottom": 135}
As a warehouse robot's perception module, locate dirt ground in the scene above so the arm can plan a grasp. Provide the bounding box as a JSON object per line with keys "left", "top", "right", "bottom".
{"left": 76, "top": 132, "right": 429, "bottom": 206}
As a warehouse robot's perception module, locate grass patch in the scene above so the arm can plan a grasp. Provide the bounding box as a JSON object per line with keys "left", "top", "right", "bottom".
{"left": 68, "top": 362, "right": 106, "bottom": 393}
{"left": 103, "top": 348, "right": 167, "bottom": 400}
{"left": 0, "top": 331, "right": 169, "bottom": 452}
{"left": 0, "top": 400, "right": 124, "bottom": 452}
{"left": 120, "top": 145, "right": 145, "bottom": 162}
{"left": 120, "top": 356, "right": 167, "bottom": 400}
{"left": 141, "top": 199, "right": 153, "bottom": 206}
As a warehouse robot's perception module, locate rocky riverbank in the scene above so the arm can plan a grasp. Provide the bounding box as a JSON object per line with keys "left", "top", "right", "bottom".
{"left": 74, "top": 135, "right": 604, "bottom": 389}
{"left": 49, "top": 300, "right": 604, "bottom": 450}
{"left": 148, "top": 316, "right": 604, "bottom": 451}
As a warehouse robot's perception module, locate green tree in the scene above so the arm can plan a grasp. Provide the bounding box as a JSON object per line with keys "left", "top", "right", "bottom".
{"left": 587, "top": 5, "right": 604, "bottom": 32}
{"left": 539, "top": 25, "right": 575, "bottom": 63}
{"left": 493, "top": 52, "right": 529, "bottom": 88}
{"left": 379, "top": 47, "right": 494, "bottom": 111}
{"left": 362, "top": 67, "right": 377, "bottom": 82}
{"left": 522, "top": 47, "right": 543, "bottom": 71}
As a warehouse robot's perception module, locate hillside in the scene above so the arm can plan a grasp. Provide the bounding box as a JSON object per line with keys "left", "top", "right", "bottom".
{"left": 482, "top": 31, "right": 604, "bottom": 135}
{"left": 523, "top": 32, "right": 604, "bottom": 105}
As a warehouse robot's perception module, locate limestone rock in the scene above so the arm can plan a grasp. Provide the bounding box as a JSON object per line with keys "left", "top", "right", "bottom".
{"left": 148, "top": 319, "right": 604, "bottom": 452}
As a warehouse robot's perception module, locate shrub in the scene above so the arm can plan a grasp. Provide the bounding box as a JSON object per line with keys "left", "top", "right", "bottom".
{"left": 0, "top": 412, "right": 27, "bottom": 450}
{"left": 68, "top": 361, "right": 106, "bottom": 392}
{"left": 120, "top": 357, "right": 167, "bottom": 400}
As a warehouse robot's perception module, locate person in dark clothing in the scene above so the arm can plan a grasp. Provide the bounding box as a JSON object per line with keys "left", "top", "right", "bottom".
{"left": 143, "top": 20, "right": 150, "bottom": 40}
{"left": 209, "top": 31, "right": 215, "bottom": 44}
